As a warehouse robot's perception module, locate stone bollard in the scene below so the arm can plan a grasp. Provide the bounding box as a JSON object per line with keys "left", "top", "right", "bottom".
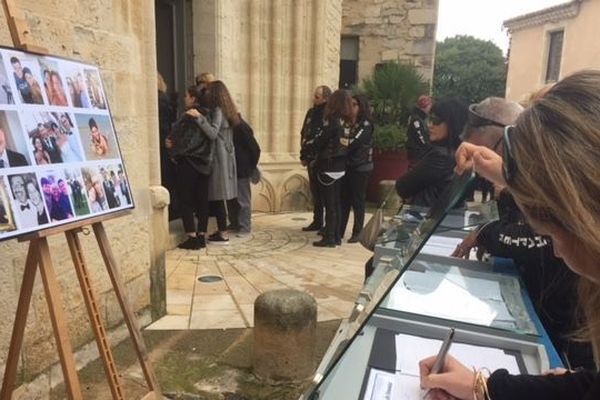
{"left": 253, "top": 289, "right": 317, "bottom": 382}
{"left": 378, "top": 180, "right": 401, "bottom": 210}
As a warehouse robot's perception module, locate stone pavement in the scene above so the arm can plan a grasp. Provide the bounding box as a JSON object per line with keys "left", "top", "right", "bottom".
{"left": 146, "top": 212, "right": 371, "bottom": 331}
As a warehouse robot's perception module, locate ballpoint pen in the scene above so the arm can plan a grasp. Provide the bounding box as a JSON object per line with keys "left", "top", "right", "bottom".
{"left": 422, "top": 328, "right": 456, "bottom": 400}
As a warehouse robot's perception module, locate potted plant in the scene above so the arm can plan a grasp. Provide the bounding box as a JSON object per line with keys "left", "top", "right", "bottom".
{"left": 359, "top": 62, "right": 428, "bottom": 201}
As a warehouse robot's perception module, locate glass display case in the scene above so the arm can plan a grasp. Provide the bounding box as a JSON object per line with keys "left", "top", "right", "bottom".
{"left": 300, "top": 174, "right": 559, "bottom": 400}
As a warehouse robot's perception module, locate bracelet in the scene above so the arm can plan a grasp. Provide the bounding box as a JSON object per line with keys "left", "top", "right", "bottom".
{"left": 472, "top": 367, "right": 492, "bottom": 400}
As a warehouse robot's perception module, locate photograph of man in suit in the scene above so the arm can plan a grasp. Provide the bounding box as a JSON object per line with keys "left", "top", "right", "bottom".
{"left": 9, "top": 174, "right": 37, "bottom": 228}
{"left": 0, "top": 127, "right": 28, "bottom": 168}
{"left": 38, "top": 123, "right": 63, "bottom": 163}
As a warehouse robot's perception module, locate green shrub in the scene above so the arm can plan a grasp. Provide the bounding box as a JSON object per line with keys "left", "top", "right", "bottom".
{"left": 373, "top": 124, "right": 407, "bottom": 152}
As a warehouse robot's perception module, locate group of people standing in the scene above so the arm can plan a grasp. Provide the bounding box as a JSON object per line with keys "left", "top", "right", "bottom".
{"left": 300, "top": 86, "right": 374, "bottom": 247}
{"left": 160, "top": 73, "right": 260, "bottom": 250}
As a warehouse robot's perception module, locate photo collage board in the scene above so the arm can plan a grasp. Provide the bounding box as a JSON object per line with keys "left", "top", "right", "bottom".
{"left": 0, "top": 46, "right": 134, "bottom": 241}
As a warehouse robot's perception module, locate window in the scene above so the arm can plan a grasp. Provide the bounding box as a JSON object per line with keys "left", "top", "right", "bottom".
{"left": 339, "top": 37, "right": 359, "bottom": 89}
{"left": 545, "top": 30, "right": 564, "bottom": 83}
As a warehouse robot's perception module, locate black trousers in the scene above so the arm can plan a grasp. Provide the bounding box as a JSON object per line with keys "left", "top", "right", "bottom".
{"left": 209, "top": 200, "right": 228, "bottom": 231}
{"left": 340, "top": 170, "right": 371, "bottom": 238}
{"left": 308, "top": 164, "right": 324, "bottom": 226}
{"left": 318, "top": 173, "right": 341, "bottom": 243}
{"left": 176, "top": 159, "right": 209, "bottom": 234}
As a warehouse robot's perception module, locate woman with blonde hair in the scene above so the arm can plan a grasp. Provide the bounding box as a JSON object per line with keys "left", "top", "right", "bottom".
{"left": 420, "top": 70, "right": 600, "bottom": 399}
{"left": 188, "top": 80, "right": 238, "bottom": 244}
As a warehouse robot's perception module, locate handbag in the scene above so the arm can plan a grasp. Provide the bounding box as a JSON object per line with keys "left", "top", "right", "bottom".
{"left": 358, "top": 187, "right": 400, "bottom": 252}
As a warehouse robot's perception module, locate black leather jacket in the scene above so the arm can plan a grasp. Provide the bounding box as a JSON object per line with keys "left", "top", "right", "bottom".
{"left": 345, "top": 119, "right": 374, "bottom": 171}
{"left": 310, "top": 118, "right": 347, "bottom": 173}
{"left": 395, "top": 144, "right": 454, "bottom": 207}
{"left": 300, "top": 103, "right": 326, "bottom": 162}
{"left": 168, "top": 107, "right": 215, "bottom": 175}
{"left": 406, "top": 107, "right": 430, "bottom": 164}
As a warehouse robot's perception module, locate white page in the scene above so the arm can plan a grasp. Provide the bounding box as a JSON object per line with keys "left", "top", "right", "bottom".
{"left": 363, "top": 368, "right": 422, "bottom": 400}
{"left": 395, "top": 333, "right": 521, "bottom": 377}
{"left": 387, "top": 273, "right": 498, "bottom": 326}
{"left": 363, "top": 369, "right": 395, "bottom": 400}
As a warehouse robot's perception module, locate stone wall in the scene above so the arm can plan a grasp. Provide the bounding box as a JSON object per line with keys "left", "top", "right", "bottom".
{"left": 342, "top": 0, "right": 438, "bottom": 84}
{"left": 193, "top": 0, "right": 343, "bottom": 212}
{"left": 0, "top": 0, "right": 164, "bottom": 395}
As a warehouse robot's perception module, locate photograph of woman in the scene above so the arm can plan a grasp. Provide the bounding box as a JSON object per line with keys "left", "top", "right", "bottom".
{"left": 22, "top": 67, "right": 44, "bottom": 105}
{"left": 31, "top": 136, "right": 50, "bottom": 165}
{"left": 46, "top": 71, "right": 69, "bottom": 106}
{"left": 82, "top": 167, "right": 108, "bottom": 213}
{"left": 25, "top": 180, "right": 48, "bottom": 225}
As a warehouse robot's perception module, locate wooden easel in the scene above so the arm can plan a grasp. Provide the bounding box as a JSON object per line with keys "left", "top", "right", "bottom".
{"left": 0, "top": 1, "right": 162, "bottom": 398}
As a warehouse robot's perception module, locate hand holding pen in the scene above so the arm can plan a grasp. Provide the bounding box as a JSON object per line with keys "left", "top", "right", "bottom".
{"left": 418, "top": 329, "right": 481, "bottom": 400}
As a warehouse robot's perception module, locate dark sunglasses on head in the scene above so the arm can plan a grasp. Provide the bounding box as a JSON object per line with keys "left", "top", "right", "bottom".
{"left": 503, "top": 125, "right": 517, "bottom": 183}
{"left": 468, "top": 104, "right": 506, "bottom": 128}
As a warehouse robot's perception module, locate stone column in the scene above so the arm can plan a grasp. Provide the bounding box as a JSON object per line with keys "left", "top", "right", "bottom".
{"left": 253, "top": 289, "right": 317, "bottom": 382}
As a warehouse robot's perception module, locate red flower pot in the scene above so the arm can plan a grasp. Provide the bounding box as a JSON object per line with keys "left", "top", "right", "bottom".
{"left": 367, "top": 149, "right": 409, "bottom": 202}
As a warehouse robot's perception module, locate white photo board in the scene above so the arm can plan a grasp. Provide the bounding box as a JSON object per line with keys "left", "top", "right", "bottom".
{"left": 0, "top": 47, "right": 133, "bottom": 241}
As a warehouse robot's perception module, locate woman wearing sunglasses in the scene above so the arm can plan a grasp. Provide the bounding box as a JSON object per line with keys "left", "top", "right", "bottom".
{"left": 420, "top": 70, "right": 600, "bottom": 399}
{"left": 395, "top": 97, "right": 468, "bottom": 207}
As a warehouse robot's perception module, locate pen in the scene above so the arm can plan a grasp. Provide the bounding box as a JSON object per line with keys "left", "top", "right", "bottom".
{"left": 422, "top": 328, "right": 456, "bottom": 400}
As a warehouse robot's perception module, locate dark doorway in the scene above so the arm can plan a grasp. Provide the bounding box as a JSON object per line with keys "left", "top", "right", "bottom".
{"left": 155, "top": 0, "right": 194, "bottom": 220}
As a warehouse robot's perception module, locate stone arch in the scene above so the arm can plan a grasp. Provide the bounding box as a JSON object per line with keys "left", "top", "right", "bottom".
{"left": 252, "top": 175, "right": 277, "bottom": 212}
{"left": 279, "top": 172, "right": 310, "bottom": 212}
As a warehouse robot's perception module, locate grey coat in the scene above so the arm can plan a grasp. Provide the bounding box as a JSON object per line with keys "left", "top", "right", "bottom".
{"left": 196, "top": 107, "right": 237, "bottom": 201}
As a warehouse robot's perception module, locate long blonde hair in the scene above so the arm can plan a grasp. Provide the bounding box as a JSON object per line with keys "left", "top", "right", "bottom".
{"left": 508, "top": 70, "right": 600, "bottom": 364}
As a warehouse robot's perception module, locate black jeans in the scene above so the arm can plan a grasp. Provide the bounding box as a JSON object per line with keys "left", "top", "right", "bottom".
{"left": 318, "top": 172, "right": 341, "bottom": 243}
{"left": 308, "top": 164, "right": 324, "bottom": 226}
{"left": 176, "top": 159, "right": 209, "bottom": 234}
{"left": 340, "top": 169, "right": 371, "bottom": 238}
{"left": 209, "top": 200, "right": 228, "bottom": 232}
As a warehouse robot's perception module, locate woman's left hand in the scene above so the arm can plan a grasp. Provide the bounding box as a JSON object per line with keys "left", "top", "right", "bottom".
{"left": 186, "top": 109, "right": 201, "bottom": 118}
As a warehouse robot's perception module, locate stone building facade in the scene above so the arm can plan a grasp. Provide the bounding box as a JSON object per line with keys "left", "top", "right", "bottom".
{"left": 504, "top": 0, "right": 599, "bottom": 102}
{"left": 341, "top": 0, "right": 439, "bottom": 87}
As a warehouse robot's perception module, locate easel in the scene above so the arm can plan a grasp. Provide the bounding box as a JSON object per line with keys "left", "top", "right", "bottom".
{"left": 0, "top": 1, "right": 162, "bottom": 398}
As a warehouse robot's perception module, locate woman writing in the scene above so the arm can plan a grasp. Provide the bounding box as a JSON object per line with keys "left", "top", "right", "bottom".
{"left": 167, "top": 85, "right": 215, "bottom": 249}
{"left": 420, "top": 70, "right": 600, "bottom": 399}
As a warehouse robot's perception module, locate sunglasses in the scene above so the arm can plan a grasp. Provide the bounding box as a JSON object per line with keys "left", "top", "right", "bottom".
{"left": 468, "top": 104, "right": 506, "bottom": 128}
{"left": 503, "top": 125, "right": 517, "bottom": 183}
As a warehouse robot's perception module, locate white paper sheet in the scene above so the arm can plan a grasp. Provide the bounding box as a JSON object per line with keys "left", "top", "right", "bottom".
{"left": 387, "top": 270, "right": 500, "bottom": 326}
{"left": 395, "top": 333, "right": 521, "bottom": 376}
{"left": 363, "top": 368, "right": 421, "bottom": 400}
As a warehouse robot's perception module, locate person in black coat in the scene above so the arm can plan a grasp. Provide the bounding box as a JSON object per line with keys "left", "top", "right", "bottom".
{"left": 227, "top": 117, "right": 261, "bottom": 234}
{"left": 406, "top": 95, "right": 432, "bottom": 167}
{"left": 395, "top": 97, "right": 468, "bottom": 207}
{"left": 339, "top": 94, "right": 374, "bottom": 243}
{"left": 166, "top": 85, "right": 215, "bottom": 249}
{"left": 299, "top": 85, "right": 331, "bottom": 232}
{"left": 304, "top": 89, "right": 351, "bottom": 247}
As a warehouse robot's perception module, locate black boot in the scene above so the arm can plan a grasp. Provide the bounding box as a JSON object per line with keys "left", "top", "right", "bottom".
{"left": 302, "top": 222, "right": 323, "bottom": 232}
{"left": 312, "top": 238, "right": 336, "bottom": 248}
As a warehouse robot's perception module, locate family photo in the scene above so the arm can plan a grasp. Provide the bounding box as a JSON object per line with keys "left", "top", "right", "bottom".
{"left": 75, "top": 114, "right": 118, "bottom": 160}
{"left": 99, "top": 163, "right": 131, "bottom": 209}
{"left": 83, "top": 69, "right": 107, "bottom": 110}
{"left": 22, "top": 111, "right": 84, "bottom": 165}
{"left": 62, "top": 62, "right": 93, "bottom": 109}
{"left": 7, "top": 172, "right": 49, "bottom": 229}
{"left": 63, "top": 168, "right": 91, "bottom": 217}
{"left": 0, "top": 55, "right": 15, "bottom": 104}
{"left": 39, "top": 58, "right": 69, "bottom": 107}
{"left": 39, "top": 171, "right": 75, "bottom": 222}
{"left": 0, "top": 110, "right": 31, "bottom": 168}
{"left": 0, "top": 178, "right": 16, "bottom": 234}
{"left": 81, "top": 166, "right": 109, "bottom": 213}
{"left": 7, "top": 53, "right": 46, "bottom": 105}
